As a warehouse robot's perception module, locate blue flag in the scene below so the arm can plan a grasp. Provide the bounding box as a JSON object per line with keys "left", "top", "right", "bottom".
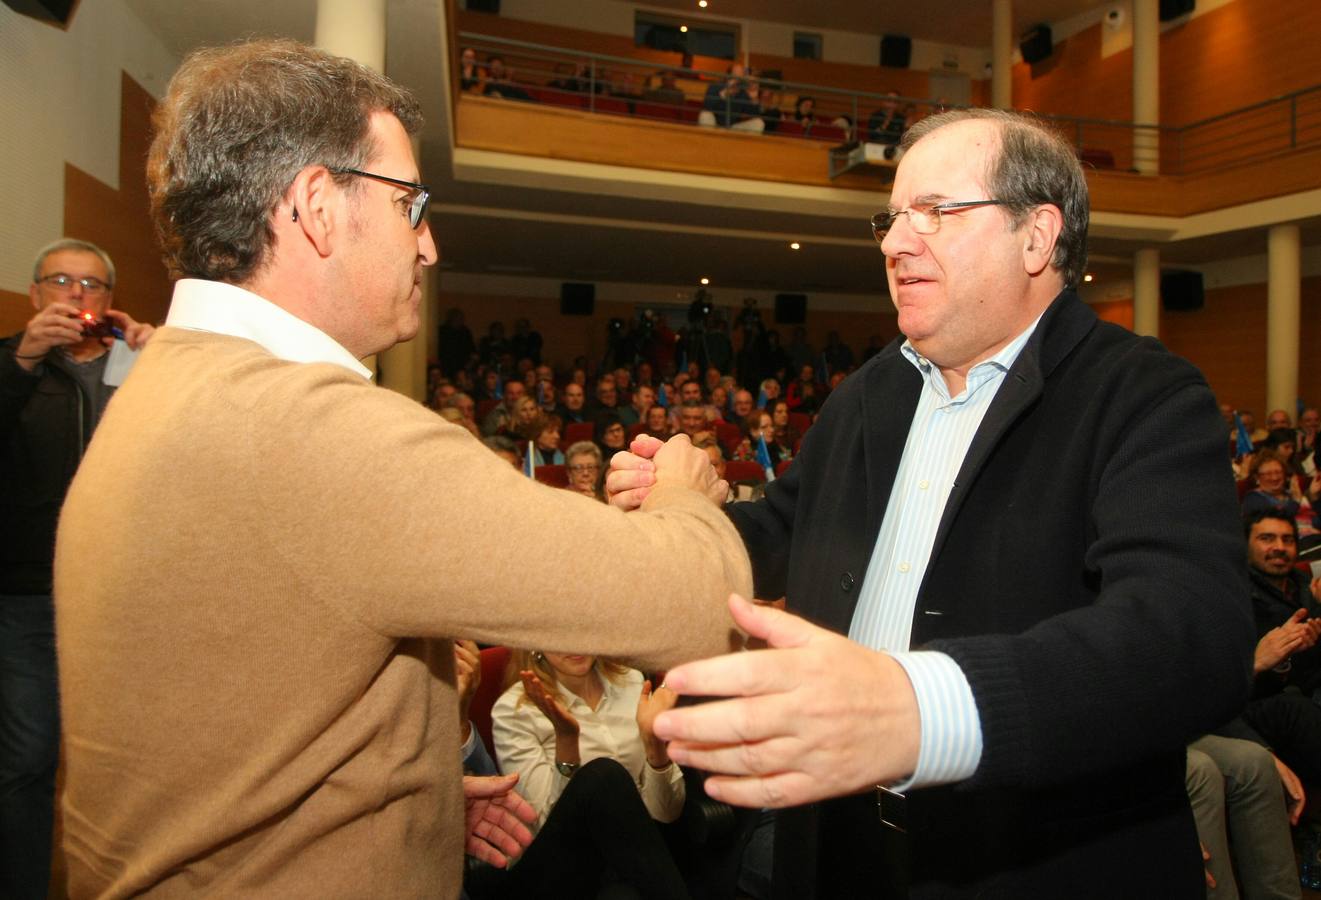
{"left": 757, "top": 388, "right": 769, "bottom": 409}
{"left": 756, "top": 433, "right": 776, "bottom": 482}
{"left": 1232, "top": 412, "right": 1253, "bottom": 457}
{"left": 656, "top": 383, "right": 668, "bottom": 409}
{"left": 523, "top": 440, "right": 536, "bottom": 479}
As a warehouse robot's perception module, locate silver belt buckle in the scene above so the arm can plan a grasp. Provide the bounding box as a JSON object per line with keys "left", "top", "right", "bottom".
{"left": 875, "top": 785, "right": 907, "bottom": 834}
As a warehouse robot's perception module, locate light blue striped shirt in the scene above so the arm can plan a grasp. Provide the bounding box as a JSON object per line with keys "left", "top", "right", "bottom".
{"left": 848, "top": 315, "right": 1042, "bottom": 790}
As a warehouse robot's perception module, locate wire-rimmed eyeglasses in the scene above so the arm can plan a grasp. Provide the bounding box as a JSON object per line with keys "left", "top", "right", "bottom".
{"left": 870, "top": 200, "right": 1006, "bottom": 242}
{"left": 36, "top": 274, "right": 112, "bottom": 295}
{"left": 331, "top": 167, "right": 431, "bottom": 229}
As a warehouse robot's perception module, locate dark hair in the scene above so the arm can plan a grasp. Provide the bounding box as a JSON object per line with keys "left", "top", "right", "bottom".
{"left": 900, "top": 107, "right": 1089, "bottom": 290}
{"left": 147, "top": 39, "right": 422, "bottom": 283}
{"left": 1243, "top": 507, "right": 1298, "bottom": 542}
{"left": 1262, "top": 428, "right": 1297, "bottom": 450}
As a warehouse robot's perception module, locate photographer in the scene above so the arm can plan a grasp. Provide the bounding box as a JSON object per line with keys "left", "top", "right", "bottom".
{"left": 0, "top": 238, "right": 153, "bottom": 899}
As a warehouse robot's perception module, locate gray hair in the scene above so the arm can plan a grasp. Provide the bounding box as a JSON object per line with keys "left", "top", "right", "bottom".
{"left": 900, "top": 108, "right": 1089, "bottom": 289}
{"left": 147, "top": 38, "right": 423, "bottom": 284}
{"left": 565, "top": 441, "right": 603, "bottom": 466}
{"left": 32, "top": 238, "right": 115, "bottom": 287}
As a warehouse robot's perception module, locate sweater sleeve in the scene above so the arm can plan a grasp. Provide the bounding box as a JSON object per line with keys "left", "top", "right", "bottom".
{"left": 246, "top": 367, "right": 751, "bottom": 675}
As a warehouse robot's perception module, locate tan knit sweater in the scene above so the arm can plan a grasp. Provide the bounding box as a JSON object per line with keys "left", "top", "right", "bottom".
{"left": 54, "top": 329, "right": 750, "bottom": 898}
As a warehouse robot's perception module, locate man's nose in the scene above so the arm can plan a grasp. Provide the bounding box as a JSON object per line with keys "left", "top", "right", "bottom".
{"left": 418, "top": 220, "right": 438, "bottom": 266}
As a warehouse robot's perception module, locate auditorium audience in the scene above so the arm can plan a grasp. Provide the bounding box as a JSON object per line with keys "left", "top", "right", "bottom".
{"left": 594, "top": 413, "right": 628, "bottom": 464}
{"left": 521, "top": 413, "right": 565, "bottom": 467}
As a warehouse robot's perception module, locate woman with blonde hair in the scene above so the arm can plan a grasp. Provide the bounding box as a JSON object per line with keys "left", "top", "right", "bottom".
{"left": 470, "top": 650, "right": 688, "bottom": 899}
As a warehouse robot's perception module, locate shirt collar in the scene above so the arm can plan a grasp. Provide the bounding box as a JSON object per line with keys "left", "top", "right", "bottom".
{"left": 164, "top": 278, "right": 372, "bottom": 380}
{"left": 900, "top": 311, "right": 1045, "bottom": 402}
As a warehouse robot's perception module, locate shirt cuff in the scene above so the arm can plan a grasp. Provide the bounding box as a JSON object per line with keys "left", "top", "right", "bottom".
{"left": 459, "top": 722, "right": 479, "bottom": 764}
{"left": 888, "top": 650, "right": 983, "bottom": 791}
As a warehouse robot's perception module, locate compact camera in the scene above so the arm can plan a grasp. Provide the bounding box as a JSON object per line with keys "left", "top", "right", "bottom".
{"left": 79, "top": 311, "right": 118, "bottom": 340}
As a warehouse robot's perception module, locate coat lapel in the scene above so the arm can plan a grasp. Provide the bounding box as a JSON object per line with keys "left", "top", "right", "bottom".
{"left": 860, "top": 344, "right": 923, "bottom": 539}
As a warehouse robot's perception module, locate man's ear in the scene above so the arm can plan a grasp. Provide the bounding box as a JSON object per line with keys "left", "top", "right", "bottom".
{"left": 28, "top": 283, "right": 41, "bottom": 311}
{"left": 285, "top": 165, "right": 340, "bottom": 258}
{"left": 1021, "top": 204, "right": 1064, "bottom": 277}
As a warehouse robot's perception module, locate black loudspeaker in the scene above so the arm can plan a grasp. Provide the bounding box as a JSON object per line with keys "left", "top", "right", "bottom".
{"left": 774, "top": 293, "right": 807, "bottom": 325}
{"left": 466, "top": 0, "right": 500, "bottom": 13}
{"left": 1160, "top": 270, "right": 1204, "bottom": 312}
{"left": 1159, "top": 0, "right": 1195, "bottom": 21}
{"left": 2, "top": 0, "right": 76, "bottom": 24}
{"left": 880, "top": 35, "right": 912, "bottom": 69}
{"left": 1019, "top": 24, "right": 1053, "bottom": 65}
{"left": 560, "top": 283, "right": 595, "bottom": 316}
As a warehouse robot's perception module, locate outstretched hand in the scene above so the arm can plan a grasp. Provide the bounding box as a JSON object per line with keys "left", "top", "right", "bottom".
{"left": 520, "top": 669, "right": 578, "bottom": 737}
{"left": 651, "top": 593, "right": 921, "bottom": 809}
{"left": 463, "top": 773, "right": 536, "bottom": 868}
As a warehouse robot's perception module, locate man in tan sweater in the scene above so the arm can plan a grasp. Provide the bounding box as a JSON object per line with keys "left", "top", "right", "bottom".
{"left": 53, "top": 39, "right": 750, "bottom": 899}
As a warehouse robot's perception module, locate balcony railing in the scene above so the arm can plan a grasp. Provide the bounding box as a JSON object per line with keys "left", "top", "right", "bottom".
{"left": 457, "top": 33, "right": 1321, "bottom": 178}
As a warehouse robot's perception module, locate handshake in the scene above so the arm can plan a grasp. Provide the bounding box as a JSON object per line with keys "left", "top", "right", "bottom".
{"left": 606, "top": 433, "right": 727, "bottom": 510}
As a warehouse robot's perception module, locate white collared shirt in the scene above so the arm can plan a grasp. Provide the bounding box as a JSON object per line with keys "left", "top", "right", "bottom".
{"left": 163, "top": 278, "right": 372, "bottom": 380}
{"left": 849, "top": 314, "right": 1043, "bottom": 790}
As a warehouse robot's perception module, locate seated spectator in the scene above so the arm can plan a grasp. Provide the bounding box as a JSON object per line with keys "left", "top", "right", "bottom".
{"left": 564, "top": 441, "right": 604, "bottom": 501}
{"left": 613, "top": 367, "right": 632, "bottom": 397}
{"left": 1298, "top": 407, "right": 1319, "bottom": 475}
{"left": 692, "top": 435, "right": 734, "bottom": 505}
{"left": 1243, "top": 453, "right": 1318, "bottom": 548}
{"left": 555, "top": 381, "right": 588, "bottom": 424}
{"left": 495, "top": 394, "right": 540, "bottom": 442}
{"left": 618, "top": 384, "right": 656, "bottom": 428}
{"left": 1266, "top": 409, "right": 1293, "bottom": 431}
{"left": 766, "top": 399, "right": 797, "bottom": 464}
{"left": 867, "top": 92, "right": 910, "bottom": 147}
{"left": 755, "top": 86, "right": 781, "bottom": 132}
{"left": 482, "top": 435, "right": 521, "bottom": 469}
{"left": 520, "top": 413, "right": 565, "bottom": 467}
{"left": 588, "top": 375, "right": 620, "bottom": 416}
{"left": 594, "top": 412, "right": 627, "bottom": 464}
{"left": 699, "top": 63, "right": 763, "bottom": 132}
{"left": 709, "top": 385, "right": 729, "bottom": 420}
{"left": 478, "top": 651, "right": 687, "bottom": 899}
{"left": 793, "top": 95, "right": 816, "bottom": 125}
{"left": 675, "top": 401, "right": 708, "bottom": 440}
{"left": 757, "top": 377, "right": 781, "bottom": 408}
{"left": 458, "top": 47, "right": 483, "bottom": 92}
{"left": 474, "top": 368, "right": 501, "bottom": 403}
{"left": 482, "top": 56, "right": 533, "bottom": 102}
{"left": 785, "top": 363, "right": 821, "bottom": 415}
{"left": 442, "top": 392, "right": 477, "bottom": 430}
{"left": 730, "top": 410, "right": 771, "bottom": 463}
{"left": 481, "top": 380, "right": 526, "bottom": 436}
{"left": 642, "top": 70, "right": 686, "bottom": 107}
{"left": 1263, "top": 428, "right": 1308, "bottom": 479}
{"left": 731, "top": 388, "right": 754, "bottom": 422}
{"left": 642, "top": 404, "right": 672, "bottom": 440}
{"left": 1185, "top": 735, "right": 1301, "bottom": 900}
{"left": 439, "top": 406, "right": 480, "bottom": 439}
{"left": 535, "top": 380, "right": 557, "bottom": 414}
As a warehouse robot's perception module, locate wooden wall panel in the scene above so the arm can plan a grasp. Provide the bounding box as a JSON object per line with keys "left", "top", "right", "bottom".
{"left": 1012, "top": 23, "right": 1133, "bottom": 123}
{"left": 1, "top": 288, "right": 32, "bottom": 337}
{"left": 1161, "top": 0, "right": 1321, "bottom": 127}
{"left": 1104, "top": 275, "right": 1321, "bottom": 413}
{"left": 62, "top": 74, "right": 171, "bottom": 327}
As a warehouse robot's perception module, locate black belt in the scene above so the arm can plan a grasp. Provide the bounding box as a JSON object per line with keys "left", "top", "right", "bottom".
{"left": 875, "top": 785, "right": 907, "bottom": 833}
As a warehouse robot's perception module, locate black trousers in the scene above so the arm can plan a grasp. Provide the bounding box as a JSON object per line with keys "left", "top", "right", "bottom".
{"left": 1240, "top": 689, "right": 1321, "bottom": 784}
{"left": 466, "top": 757, "right": 690, "bottom": 900}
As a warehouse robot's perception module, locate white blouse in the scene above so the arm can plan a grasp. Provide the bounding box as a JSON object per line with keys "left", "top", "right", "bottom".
{"left": 492, "top": 667, "right": 685, "bottom": 832}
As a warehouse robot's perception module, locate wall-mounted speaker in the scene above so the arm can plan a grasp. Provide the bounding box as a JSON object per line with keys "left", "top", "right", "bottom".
{"left": 1019, "top": 24, "right": 1053, "bottom": 65}
{"left": 466, "top": 0, "right": 500, "bottom": 13}
{"left": 2, "top": 0, "right": 76, "bottom": 25}
{"left": 774, "top": 293, "right": 807, "bottom": 325}
{"left": 1160, "top": 270, "right": 1204, "bottom": 312}
{"left": 880, "top": 35, "right": 912, "bottom": 69}
{"left": 1159, "top": 0, "right": 1194, "bottom": 21}
{"left": 560, "top": 282, "right": 595, "bottom": 316}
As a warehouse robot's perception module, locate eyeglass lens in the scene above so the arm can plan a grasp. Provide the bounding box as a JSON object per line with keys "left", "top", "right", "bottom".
{"left": 42, "top": 275, "right": 110, "bottom": 293}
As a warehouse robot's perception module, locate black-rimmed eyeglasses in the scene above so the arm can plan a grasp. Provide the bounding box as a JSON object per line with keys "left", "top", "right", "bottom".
{"left": 36, "top": 274, "right": 112, "bottom": 294}
{"left": 870, "top": 199, "right": 1006, "bottom": 242}
{"left": 331, "top": 167, "right": 431, "bottom": 229}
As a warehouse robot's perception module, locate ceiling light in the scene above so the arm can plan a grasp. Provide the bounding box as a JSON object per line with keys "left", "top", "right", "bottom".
{"left": 680, "top": 25, "right": 688, "bottom": 33}
{"left": 698, "top": 0, "right": 708, "bottom": 6}
{"left": 1083, "top": 273, "right": 1094, "bottom": 282}
{"left": 700, "top": 277, "right": 709, "bottom": 285}
{"left": 790, "top": 242, "right": 801, "bottom": 250}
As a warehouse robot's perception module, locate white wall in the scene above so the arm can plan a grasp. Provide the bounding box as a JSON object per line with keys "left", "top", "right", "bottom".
{"left": 0, "top": 0, "right": 177, "bottom": 293}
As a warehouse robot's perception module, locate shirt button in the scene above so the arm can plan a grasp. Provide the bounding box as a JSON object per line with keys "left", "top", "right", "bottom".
{"left": 898, "top": 562, "right": 911, "bottom": 573}
{"left": 918, "top": 480, "right": 929, "bottom": 490}
{"left": 840, "top": 572, "right": 855, "bottom": 592}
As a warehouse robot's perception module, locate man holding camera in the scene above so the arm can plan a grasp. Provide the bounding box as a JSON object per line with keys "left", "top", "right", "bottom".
{"left": 0, "top": 238, "right": 153, "bottom": 899}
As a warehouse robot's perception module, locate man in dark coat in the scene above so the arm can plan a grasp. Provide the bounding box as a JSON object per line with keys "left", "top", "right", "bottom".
{"left": 609, "top": 108, "right": 1253, "bottom": 898}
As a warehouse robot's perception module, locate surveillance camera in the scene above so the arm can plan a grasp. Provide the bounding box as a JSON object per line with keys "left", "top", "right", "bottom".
{"left": 1105, "top": 7, "right": 1125, "bottom": 28}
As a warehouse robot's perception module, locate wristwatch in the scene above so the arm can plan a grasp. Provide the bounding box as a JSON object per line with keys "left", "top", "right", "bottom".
{"left": 555, "top": 760, "right": 579, "bottom": 778}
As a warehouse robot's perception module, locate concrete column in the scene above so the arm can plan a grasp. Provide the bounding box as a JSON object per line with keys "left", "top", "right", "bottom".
{"left": 991, "top": 0, "right": 1014, "bottom": 110}
{"left": 1133, "top": 247, "right": 1160, "bottom": 337}
{"left": 1266, "top": 224, "right": 1301, "bottom": 416}
{"left": 315, "top": 0, "right": 386, "bottom": 72}
{"left": 314, "top": 0, "right": 427, "bottom": 401}
{"left": 1131, "top": 0, "right": 1160, "bottom": 174}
